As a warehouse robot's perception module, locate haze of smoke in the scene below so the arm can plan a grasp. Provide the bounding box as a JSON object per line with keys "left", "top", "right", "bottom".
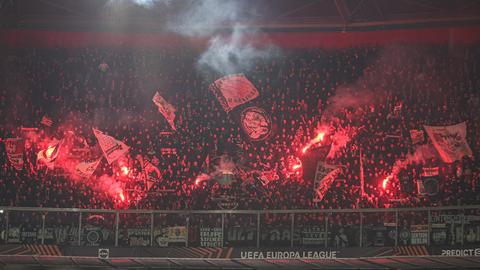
{"left": 196, "top": 155, "right": 237, "bottom": 184}
{"left": 391, "top": 144, "right": 438, "bottom": 176}
{"left": 164, "top": 0, "right": 278, "bottom": 75}
{"left": 166, "top": 0, "right": 245, "bottom": 37}
{"left": 198, "top": 25, "right": 279, "bottom": 75}
{"left": 106, "top": 0, "right": 171, "bottom": 9}
{"left": 97, "top": 174, "right": 124, "bottom": 198}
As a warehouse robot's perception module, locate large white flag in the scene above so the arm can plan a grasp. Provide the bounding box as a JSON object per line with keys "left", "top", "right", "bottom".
{"left": 152, "top": 92, "right": 176, "bottom": 131}
{"left": 424, "top": 122, "right": 473, "bottom": 163}
{"left": 93, "top": 128, "right": 129, "bottom": 164}
{"left": 313, "top": 162, "right": 342, "bottom": 202}
{"left": 209, "top": 74, "right": 259, "bottom": 113}
{"left": 75, "top": 158, "right": 102, "bottom": 179}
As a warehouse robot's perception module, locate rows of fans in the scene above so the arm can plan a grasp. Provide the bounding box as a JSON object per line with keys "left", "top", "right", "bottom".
{"left": 0, "top": 44, "right": 479, "bottom": 210}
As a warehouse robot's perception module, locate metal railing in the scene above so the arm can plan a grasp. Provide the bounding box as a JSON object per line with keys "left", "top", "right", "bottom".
{"left": 0, "top": 205, "right": 479, "bottom": 248}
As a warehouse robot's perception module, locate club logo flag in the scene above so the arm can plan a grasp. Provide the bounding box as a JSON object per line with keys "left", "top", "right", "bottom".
{"left": 36, "top": 139, "right": 63, "bottom": 169}
{"left": 152, "top": 92, "right": 176, "bottom": 131}
{"left": 5, "top": 138, "right": 24, "bottom": 170}
{"left": 314, "top": 162, "right": 342, "bottom": 202}
{"left": 240, "top": 107, "right": 272, "bottom": 141}
{"left": 75, "top": 158, "right": 102, "bottom": 179}
{"left": 410, "top": 129, "right": 425, "bottom": 145}
{"left": 209, "top": 74, "right": 259, "bottom": 113}
{"left": 424, "top": 122, "right": 473, "bottom": 163}
{"left": 93, "top": 128, "right": 129, "bottom": 164}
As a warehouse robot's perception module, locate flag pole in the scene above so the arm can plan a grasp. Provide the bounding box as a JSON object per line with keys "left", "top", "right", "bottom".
{"left": 360, "top": 149, "right": 365, "bottom": 198}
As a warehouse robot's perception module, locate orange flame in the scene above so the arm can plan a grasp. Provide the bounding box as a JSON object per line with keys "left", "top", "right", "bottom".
{"left": 45, "top": 145, "right": 56, "bottom": 159}
{"left": 382, "top": 176, "right": 391, "bottom": 190}
{"left": 302, "top": 130, "right": 326, "bottom": 154}
{"left": 120, "top": 166, "right": 129, "bottom": 176}
{"left": 292, "top": 164, "right": 302, "bottom": 170}
{"left": 119, "top": 192, "right": 125, "bottom": 202}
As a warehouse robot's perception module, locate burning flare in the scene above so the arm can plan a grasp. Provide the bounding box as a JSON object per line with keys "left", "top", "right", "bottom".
{"left": 382, "top": 175, "right": 392, "bottom": 190}
{"left": 301, "top": 129, "right": 327, "bottom": 154}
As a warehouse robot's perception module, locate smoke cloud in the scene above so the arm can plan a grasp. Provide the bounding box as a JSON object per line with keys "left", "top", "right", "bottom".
{"left": 197, "top": 25, "right": 279, "bottom": 75}
{"left": 164, "top": 0, "right": 279, "bottom": 75}
{"left": 391, "top": 144, "right": 438, "bottom": 176}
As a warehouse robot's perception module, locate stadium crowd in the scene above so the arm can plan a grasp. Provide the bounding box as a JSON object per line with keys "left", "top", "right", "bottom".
{"left": 0, "top": 43, "right": 479, "bottom": 211}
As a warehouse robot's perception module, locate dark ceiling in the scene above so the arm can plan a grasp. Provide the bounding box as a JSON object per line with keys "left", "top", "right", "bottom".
{"left": 1, "top": 0, "right": 480, "bottom": 32}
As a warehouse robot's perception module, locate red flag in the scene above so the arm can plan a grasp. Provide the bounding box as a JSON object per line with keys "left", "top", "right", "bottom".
{"left": 40, "top": 115, "right": 54, "bottom": 127}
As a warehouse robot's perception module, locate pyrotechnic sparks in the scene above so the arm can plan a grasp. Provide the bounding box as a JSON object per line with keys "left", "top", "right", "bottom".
{"left": 45, "top": 145, "right": 56, "bottom": 158}
{"left": 301, "top": 129, "right": 327, "bottom": 154}
{"left": 382, "top": 175, "right": 392, "bottom": 190}
{"left": 120, "top": 166, "right": 129, "bottom": 176}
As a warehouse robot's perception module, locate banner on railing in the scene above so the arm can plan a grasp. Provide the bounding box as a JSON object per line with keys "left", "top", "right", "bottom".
{"left": 200, "top": 227, "right": 223, "bottom": 247}
{"left": 153, "top": 226, "right": 187, "bottom": 247}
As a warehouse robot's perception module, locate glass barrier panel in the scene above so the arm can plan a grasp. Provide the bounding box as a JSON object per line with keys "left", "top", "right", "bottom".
{"left": 260, "top": 213, "right": 291, "bottom": 247}
{"left": 429, "top": 209, "right": 462, "bottom": 247}
{"left": 463, "top": 208, "right": 480, "bottom": 246}
{"left": 225, "top": 213, "right": 257, "bottom": 247}
{"left": 294, "top": 213, "right": 327, "bottom": 247}
{"left": 80, "top": 212, "right": 115, "bottom": 246}
{"left": 0, "top": 209, "right": 6, "bottom": 244}
{"left": 361, "top": 211, "right": 397, "bottom": 247}
{"left": 190, "top": 213, "right": 222, "bottom": 248}
{"left": 152, "top": 213, "right": 186, "bottom": 247}
{"left": 7, "top": 211, "right": 43, "bottom": 244}
{"left": 118, "top": 213, "right": 152, "bottom": 247}
{"left": 328, "top": 212, "right": 361, "bottom": 248}
{"left": 397, "top": 210, "right": 429, "bottom": 248}
{"left": 43, "top": 211, "right": 80, "bottom": 245}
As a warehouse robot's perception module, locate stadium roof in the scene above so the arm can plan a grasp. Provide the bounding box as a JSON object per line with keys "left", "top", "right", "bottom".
{"left": 1, "top": 0, "right": 480, "bottom": 32}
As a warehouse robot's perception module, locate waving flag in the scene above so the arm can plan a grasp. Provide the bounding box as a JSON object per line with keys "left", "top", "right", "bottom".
{"left": 410, "top": 129, "right": 425, "bottom": 145}
{"left": 313, "top": 162, "right": 342, "bottom": 202}
{"left": 209, "top": 74, "right": 259, "bottom": 113}
{"left": 424, "top": 122, "right": 473, "bottom": 163}
{"left": 40, "top": 115, "right": 54, "bottom": 127}
{"left": 5, "top": 138, "right": 24, "bottom": 170}
{"left": 37, "top": 139, "right": 63, "bottom": 169}
{"left": 93, "top": 128, "right": 129, "bottom": 164}
{"left": 153, "top": 92, "right": 176, "bottom": 131}
{"left": 75, "top": 158, "right": 102, "bottom": 179}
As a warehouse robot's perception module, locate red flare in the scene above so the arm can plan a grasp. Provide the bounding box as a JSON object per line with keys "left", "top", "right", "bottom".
{"left": 301, "top": 130, "right": 326, "bottom": 154}
{"left": 119, "top": 192, "right": 125, "bottom": 202}
{"left": 120, "top": 166, "right": 129, "bottom": 176}
{"left": 382, "top": 176, "right": 391, "bottom": 190}
{"left": 45, "top": 145, "right": 56, "bottom": 159}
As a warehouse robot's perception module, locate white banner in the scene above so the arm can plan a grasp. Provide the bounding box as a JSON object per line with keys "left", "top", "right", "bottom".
{"left": 424, "top": 122, "right": 473, "bottom": 163}
{"left": 5, "top": 138, "right": 24, "bottom": 170}
{"left": 75, "top": 158, "right": 102, "bottom": 179}
{"left": 152, "top": 92, "right": 176, "bottom": 131}
{"left": 93, "top": 128, "right": 129, "bottom": 164}
{"left": 209, "top": 74, "right": 259, "bottom": 113}
{"left": 314, "top": 162, "right": 342, "bottom": 202}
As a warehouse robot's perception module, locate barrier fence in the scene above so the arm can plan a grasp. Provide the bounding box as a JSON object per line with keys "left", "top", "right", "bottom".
{"left": 0, "top": 205, "right": 479, "bottom": 248}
